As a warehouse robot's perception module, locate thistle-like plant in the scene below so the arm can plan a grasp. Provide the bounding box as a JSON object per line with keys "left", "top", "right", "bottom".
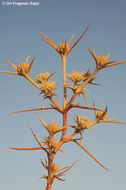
{"left": 1, "top": 25, "right": 126, "bottom": 190}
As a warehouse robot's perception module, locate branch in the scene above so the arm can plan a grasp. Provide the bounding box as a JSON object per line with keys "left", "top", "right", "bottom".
{"left": 28, "top": 126, "right": 48, "bottom": 154}
{"left": 74, "top": 140, "right": 109, "bottom": 171}
{"left": 67, "top": 104, "right": 102, "bottom": 112}
{"left": 55, "top": 160, "right": 78, "bottom": 179}
{"left": 38, "top": 30, "right": 57, "bottom": 50}
{"left": 67, "top": 25, "right": 90, "bottom": 55}
{"left": 9, "top": 107, "right": 57, "bottom": 114}
{"left": 10, "top": 146, "right": 43, "bottom": 150}
{"left": 49, "top": 96, "right": 63, "bottom": 113}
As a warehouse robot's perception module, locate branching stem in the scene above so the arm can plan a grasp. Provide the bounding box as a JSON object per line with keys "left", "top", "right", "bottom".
{"left": 61, "top": 55, "right": 67, "bottom": 139}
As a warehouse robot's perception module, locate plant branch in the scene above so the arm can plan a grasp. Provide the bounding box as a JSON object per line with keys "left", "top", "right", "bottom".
{"left": 9, "top": 107, "right": 58, "bottom": 114}
{"left": 74, "top": 140, "right": 109, "bottom": 171}
{"left": 28, "top": 126, "right": 48, "bottom": 154}
{"left": 10, "top": 146, "right": 44, "bottom": 150}
{"left": 67, "top": 25, "right": 90, "bottom": 55}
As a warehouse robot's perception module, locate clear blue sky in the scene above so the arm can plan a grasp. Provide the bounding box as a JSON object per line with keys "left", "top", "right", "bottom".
{"left": 0, "top": 0, "right": 126, "bottom": 190}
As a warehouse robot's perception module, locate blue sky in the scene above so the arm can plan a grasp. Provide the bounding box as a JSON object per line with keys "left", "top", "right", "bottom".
{"left": 0, "top": 0, "right": 126, "bottom": 190}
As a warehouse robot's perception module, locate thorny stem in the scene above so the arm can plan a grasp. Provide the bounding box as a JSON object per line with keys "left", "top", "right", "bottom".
{"left": 61, "top": 55, "right": 67, "bottom": 139}
{"left": 46, "top": 153, "right": 54, "bottom": 190}
{"left": 49, "top": 96, "right": 63, "bottom": 113}
{"left": 26, "top": 75, "right": 41, "bottom": 90}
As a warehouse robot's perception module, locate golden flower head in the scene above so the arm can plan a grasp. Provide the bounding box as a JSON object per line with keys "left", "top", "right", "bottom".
{"left": 43, "top": 136, "right": 57, "bottom": 148}
{"left": 67, "top": 69, "right": 85, "bottom": 85}
{"left": 96, "top": 110, "right": 108, "bottom": 120}
{"left": 47, "top": 120, "right": 60, "bottom": 135}
{"left": 96, "top": 54, "right": 109, "bottom": 67}
{"left": 41, "top": 80, "right": 56, "bottom": 97}
{"left": 17, "top": 63, "right": 29, "bottom": 76}
{"left": 0, "top": 55, "right": 35, "bottom": 77}
{"left": 39, "top": 25, "right": 90, "bottom": 56}
{"left": 73, "top": 114, "right": 90, "bottom": 130}
{"left": 36, "top": 72, "right": 50, "bottom": 83}
{"left": 56, "top": 41, "right": 70, "bottom": 55}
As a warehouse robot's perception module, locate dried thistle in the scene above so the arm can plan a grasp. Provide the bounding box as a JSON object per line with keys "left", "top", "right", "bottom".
{"left": 90, "top": 101, "right": 126, "bottom": 126}
{"left": 40, "top": 80, "right": 57, "bottom": 97}
{"left": 96, "top": 109, "right": 108, "bottom": 121}
{"left": 38, "top": 25, "right": 90, "bottom": 56}
{"left": 67, "top": 69, "right": 85, "bottom": 85}
{"left": 56, "top": 41, "right": 70, "bottom": 55}
{"left": 73, "top": 114, "right": 90, "bottom": 131}
{"left": 36, "top": 72, "right": 55, "bottom": 83}
{"left": 0, "top": 55, "right": 35, "bottom": 76}
{"left": 43, "top": 136, "right": 58, "bottom": 149}
{"left": 88, "top": 47, "right": 126, "bottom": 69}
{"left": 1, "top": 26, "right": 126, "bottom": 190}
{"left": 83, "top": 70, "right": 98, "bottom": 85}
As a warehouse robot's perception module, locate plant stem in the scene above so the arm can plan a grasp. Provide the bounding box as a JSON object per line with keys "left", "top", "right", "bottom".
{"left": 62, "top": 55, "right": 67, "bottom": 108}
{"left": 61, "top": 55, "right": 67, "bottom": 139}
{"left": 46, "top": 153, "right": 54, "bottom": 190}
{"left": 26, "top": 75, "right": 41, "bottom": 90}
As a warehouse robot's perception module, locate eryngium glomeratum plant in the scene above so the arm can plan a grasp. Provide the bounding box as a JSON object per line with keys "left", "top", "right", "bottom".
{"left": 1, "top": 25, "right": 126, "bottom": 190}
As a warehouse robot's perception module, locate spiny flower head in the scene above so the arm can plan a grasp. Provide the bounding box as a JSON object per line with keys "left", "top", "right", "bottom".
{"left": 87, "top": 48, "right": 124, "bottom": 70}
{"left": 39, "top": 25, "right": 90, "bottom": 56}
{"left": 0, "top": 55, "right": 35, "bottom": 77}
{"left": 96, "top": 54, "right": 109, "bottom": 67}
{"left": 41, "top": 80, "right": 56, "bottom": 97}
{"left": 17, "top": 63, "right": 29, "bottom": 76}
{"left": 96, "top": 110, "right": 108, "bottom": 120}
{"left": 73, "top": 114, "right": 90, "bottom": 131}
{"left": 43, "top": 136, "right": 57, "bottom": 148}
{"left": 36, "top": 72, "right": 50, "bottom": 83}
{"left": 56, "top": 41, "right": 70, "bottom": 55}
{"left": 82, "top": 70, "right": 96, "bottom": 84}
{"left": 67, "top": 69, "right": 86, "bottom": 85}
{"left": 47, "top": 120, "right": 60, "bottom": 136}
{"left": 36, "top": 72, "right": 55, "bottom": 84}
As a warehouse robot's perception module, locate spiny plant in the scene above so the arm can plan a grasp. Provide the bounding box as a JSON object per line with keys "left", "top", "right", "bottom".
{"left": 1, "top": 25, "right": 126, "bottom": 190}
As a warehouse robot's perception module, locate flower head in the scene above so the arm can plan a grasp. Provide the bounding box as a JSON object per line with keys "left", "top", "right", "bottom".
{"left": 0, "top": 55, "right": 35, "bottom": 77}
{"left": 43, "top": 136, "right": 57, "bottom": 149}
{"left": 38, "top": 25, "right": 90, "bottom": 56}
{"left": 17, "top": 63, "right": 29, "bottom": 76}
{"left": 82, "top": 70, "right": 97, "bottom": 85}
{"left": 36, "top": 72, "right": 55, "bottom": 83}
{"left": 36, "top": 113, "right": 64, "bottom": 136}
{"left": 96, "top": 54, "right": 109, "bottom": 67}
{"left": 96, "top": 109, "right": 108, "bottom": 121}
{"left": 40, "top": 80, "right": 57, "bottom": 97}
{"left": 56, "top": 41, "right": 70, "bottom": 55}
{"left": 73, "top": 114, "right": 90, "bottom": 132}
{"left": 47, "top": 120, "right": 60, "bottom": 135}
{"left": 92, "top": 101, "right": 126, "bottom": 125}
{"left": 67, "top": 69, "right": 85, "bottom": 85}
{"left": 88, "top": 47, "right": 126, "bottom": 69}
